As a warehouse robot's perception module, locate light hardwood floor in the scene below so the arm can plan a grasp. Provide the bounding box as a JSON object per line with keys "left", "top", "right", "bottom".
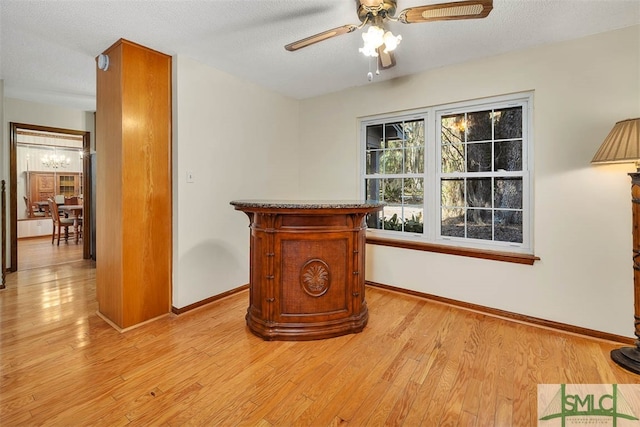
{"left": 18, "top": 235, "right": 83, "bottom": 271}
{"left": 1, "top": 248, "right": 639, "bottom": 426}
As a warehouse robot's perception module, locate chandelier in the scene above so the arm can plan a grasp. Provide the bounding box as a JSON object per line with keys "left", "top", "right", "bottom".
{"left": 41, "top": 153, "right": 70, "bottom": 169}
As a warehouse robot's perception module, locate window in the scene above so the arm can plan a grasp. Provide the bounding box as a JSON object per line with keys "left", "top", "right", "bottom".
{"left": 362, "top": 93, "right": 532, "bottom": 254}
{"left": 364, "top": 118, "right": 425, "bottom": 233}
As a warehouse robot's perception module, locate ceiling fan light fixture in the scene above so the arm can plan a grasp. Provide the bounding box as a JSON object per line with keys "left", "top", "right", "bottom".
{"left": 359, "top": 25, "right": 385, "bottom": 57}
{"left": 359, "top": 24, "right": 400, "bottom": 57}
{"left": 382, "top": 31, "right": 402, "bottom": 53}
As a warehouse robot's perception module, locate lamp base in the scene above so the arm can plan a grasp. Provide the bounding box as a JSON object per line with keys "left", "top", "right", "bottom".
{"left": 611, "top": 346, "right": 640, "bottom": 375}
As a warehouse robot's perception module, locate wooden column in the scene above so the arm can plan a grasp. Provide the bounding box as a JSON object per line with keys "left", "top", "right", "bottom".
{"left": 95, "top": 39, "right": 172, "bottom": 330}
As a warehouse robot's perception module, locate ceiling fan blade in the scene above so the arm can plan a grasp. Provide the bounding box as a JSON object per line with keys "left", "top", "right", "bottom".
{"left": 285, "top": 24, "right": 359, "bottom": 51}
{"left": 377, "top": 47, "right": 396, "bottom": 69}
{"left": 398, "top": 0, "right": 493, "bottom": 24}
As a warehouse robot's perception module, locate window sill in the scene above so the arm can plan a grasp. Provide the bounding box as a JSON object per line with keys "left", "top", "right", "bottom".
{"left": 366, "top": 235, "right": 540, "bottom": 265}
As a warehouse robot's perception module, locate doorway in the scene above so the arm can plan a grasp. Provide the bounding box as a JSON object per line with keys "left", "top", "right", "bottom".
{"left": 9, "top": 122, "right": 92, "bottom": 271}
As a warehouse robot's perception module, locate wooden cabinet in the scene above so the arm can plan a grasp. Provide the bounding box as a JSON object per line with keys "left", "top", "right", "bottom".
{"left": 57, "top": 173, "right": 82, "bottom": 197}
{"left": 231, "top": 200, "right": 384, "bottom": 341}
{"left": 96, "top": 39, "right": 172, "bottom": 330}
{"left": 27, "top": 172, "right": 82, "bottom": 202}
{"left": 27, "top": 172, "right": 55, "bottom": 202}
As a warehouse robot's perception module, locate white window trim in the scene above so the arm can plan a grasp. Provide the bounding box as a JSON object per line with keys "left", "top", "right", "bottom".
{"left": 360, "top": 92, "right": 534, "bottom": 255}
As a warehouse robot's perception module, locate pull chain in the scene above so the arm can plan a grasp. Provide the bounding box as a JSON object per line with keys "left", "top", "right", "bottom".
{"left": 367, "top": 55, "right": 381, "bottom": 82}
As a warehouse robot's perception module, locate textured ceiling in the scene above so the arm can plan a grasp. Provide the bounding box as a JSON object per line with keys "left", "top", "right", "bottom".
{"left": 1, "top": 0, "right": 639, "bottom": 111}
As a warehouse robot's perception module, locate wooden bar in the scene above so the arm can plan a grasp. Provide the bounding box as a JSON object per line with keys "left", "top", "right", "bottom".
{"left": 231, "top": 200, "right": 384, "bottom": 340}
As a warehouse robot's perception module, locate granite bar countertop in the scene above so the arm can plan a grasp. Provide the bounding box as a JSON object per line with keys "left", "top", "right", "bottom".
{"left": 230, "top": 200, "right": 385, "bottom": 209}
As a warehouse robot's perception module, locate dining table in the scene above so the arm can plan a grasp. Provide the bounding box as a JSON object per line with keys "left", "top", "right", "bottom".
{"left": 34, "top": 200, "right": 52, "bottom": 214}
{"left": 58, "top": 204, "right": 83, "bottom": 244}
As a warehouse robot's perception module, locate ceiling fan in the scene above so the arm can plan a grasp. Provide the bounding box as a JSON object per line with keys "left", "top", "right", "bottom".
{"left": 285, "top": 0, "right": 493, "bottom": 71}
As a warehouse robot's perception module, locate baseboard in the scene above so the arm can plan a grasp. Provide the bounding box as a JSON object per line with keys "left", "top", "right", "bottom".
{"left": 365, "top": 280, "right": 635, "bottom": 345}
{"left": 17, "top": 235, "right": 51, "bottom": 240}
{"left": 167, "top": 280, "right": 634, "bottom": 345}
{"left": 96, "top": 310, "right": 171, "bottom": 333}
{"left": 172, "top": 284, "right": 250, "bottom": 315}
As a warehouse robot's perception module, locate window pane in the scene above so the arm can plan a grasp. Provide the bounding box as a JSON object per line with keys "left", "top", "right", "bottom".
{"left": 382, "top": 178, "right": 403, "bottom": 204}
{"left": 495, "top": 107, "right": 522, "bottom": 139}
{"left": 366, "top": 210, "right": 383, "bottom": 230}
{"left": 495, "top": 210, "right": 523, "bottom": 243}
{"left": 385, "top": 138, "right": 403, "bottom": 149}
{"left": 381, "top": 149, "right": 403, "bottom": 174}
{"left": 385, "top": 122, "right": 404, "bottom": 143}
{"left": 441, "top": 178, "right": 464, "bottom": 207}
{"left": 441, "top": 114, "right": 465, "bottom": 144}
{"left": 366, "top": 150, "right": 383, "bottom": 174}
{"left": 403, "top": 178, "right": 423, "bottom": 204}
{"left": 404, "top": 208, "right": 423, "bottom": 233}
{"left": 442, "top": 142, "right": 464, "bottom": 173}
{"left": 467, "top": 209, "right": 492, "bottom": 240}
{"left": 403, "top": 120, "right": 424, "bottom": 149}
{"left": 366, "top": 124, "right": 383, "bottom": 149}
{"left": 467, "top": 142, "right": 491, "bottom": 172}
{"left": 466, "top": 178, "right": 491, "bottom": 208}
{"left": 495, "top": 178, "right": 522, "bottom": 209}
{"left": 467, "top": 110, "right": 492, "bottom": 141}
{"left": 403, "top": 176, "right": 424, "bottom": 234}
{"left": 365, "top": 178, "right": 382, "bottom": 201}
{"left": 404, "top": 147, "right": 424, "bottom": 174}
{"left": 494, "top": 140, "right": 522, "bottom": 171}
{"left": 442, "top": 208, "right": 465, "bottom": 237}
{"left": 383, "top": 210, "right": 403, "bottom": 231}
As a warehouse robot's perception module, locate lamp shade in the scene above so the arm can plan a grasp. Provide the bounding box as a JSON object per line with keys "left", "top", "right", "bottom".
{"left": 592, "top": 118, "right": 640, "bottom": 165}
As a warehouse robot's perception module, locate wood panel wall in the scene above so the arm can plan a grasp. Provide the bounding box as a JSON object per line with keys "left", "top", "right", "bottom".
{"left": 96, "top": 39, "right": 172, "bottom": 329}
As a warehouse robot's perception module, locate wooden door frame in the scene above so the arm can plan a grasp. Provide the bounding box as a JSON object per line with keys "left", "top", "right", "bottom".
{"left": 9, "top": 122, "right": 91, "bottom": 271}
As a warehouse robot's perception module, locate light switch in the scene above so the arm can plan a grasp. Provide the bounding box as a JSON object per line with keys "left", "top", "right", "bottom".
{"left": 186, "top": 171, "right": 194, "bottom": 183}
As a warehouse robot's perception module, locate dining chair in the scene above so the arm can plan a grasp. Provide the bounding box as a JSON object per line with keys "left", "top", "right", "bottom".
{"left": 70, "top": 206, "right": 83, "bottom": 242}
{"left": 48, "top": 198, "right": 74, "bottom": 245}
{"left": 24, "top": 196, "right": 46, "bottom": 218}
{"left": 64, "top": 196, "right": 79, "bottom": 205}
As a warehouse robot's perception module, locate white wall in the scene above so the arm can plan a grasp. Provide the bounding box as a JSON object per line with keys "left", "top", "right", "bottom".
{"left": 172, "top": 55, "right": 300, "bottom": 308}
{"left": 297, "top": 25, "right": 640, "bottom": 337}
{"left": 4, "top": 98, "right": 94, "bottom": 139}
{"left": 18, "top": 218, "right": 53, "bottom": 238}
